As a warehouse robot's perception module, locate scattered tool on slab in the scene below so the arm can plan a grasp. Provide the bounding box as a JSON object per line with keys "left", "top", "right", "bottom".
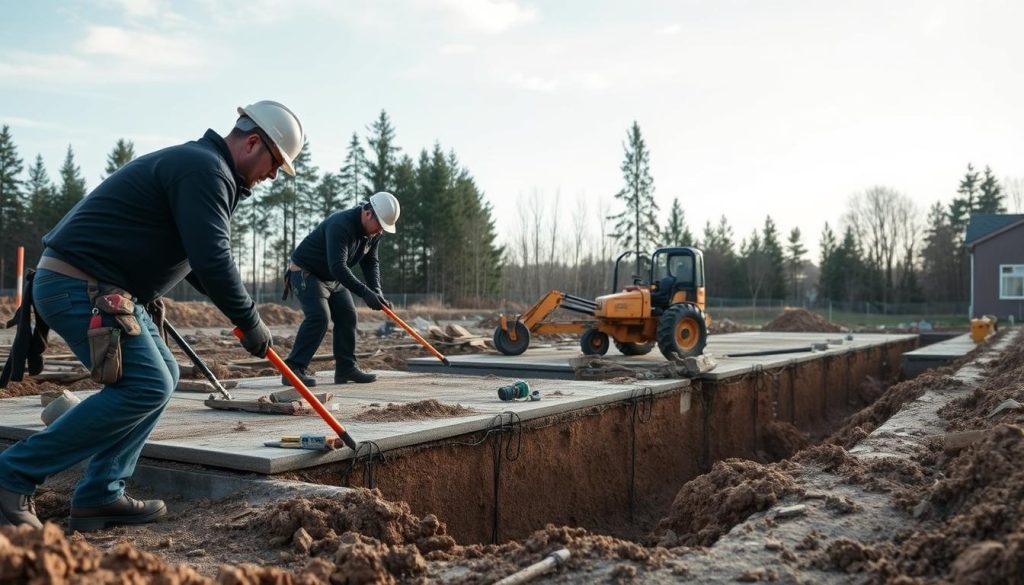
{"left": 267, "top": 388, "right": 333, "bottom": 403}
{"left": 203, "top": 396, "right": 311, "bottom": 415}
{"left": 233, "top": 327, "right": 358, "bottom": 450}
{"left": 381, "top": 305, "right": 450, "bottom": 366}
{"left": 164, "top": 318, "right": 233, "bottom": 400}
{"left": 264, "top": 434, "right": 343, "bottom": 450}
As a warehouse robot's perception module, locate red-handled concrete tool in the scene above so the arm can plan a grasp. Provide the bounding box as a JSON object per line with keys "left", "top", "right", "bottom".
{"left": 233, "top": 327, "right": 358, "bottom": 450}
{"left": 381, "top": 305, "right": 451, "bottom": 366}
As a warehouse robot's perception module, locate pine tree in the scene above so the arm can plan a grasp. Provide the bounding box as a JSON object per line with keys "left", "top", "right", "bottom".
{"left": 661, "top": 197, "right": 693, "bottom": 246}
{"left": 785, "top": 227, "right": 807, "bottom": 300}
{"left": 701, "top": 215, "right": 739, "bottom": 297}
{"left": 948, "top": 163, "right": 980, "bottom": 238}
{"left": 312, "top": 172, "right": 342, "bottom": 220}
{"left": 364, "top": 111, "right": 401, "bottom": 198}
{"left": 339, "top": 132, "right": 367, "bottom": 208}
{"left": 919, "top": 201, "right": 960, "bottom": 303}
{"left": 976, "top": 165, "right": 1005, "bottom": 213}
{"left": 382, "top": 155, "right": 419, "bottom": 293}
{"left": 102, "top": 138, "right": 136, "bottom": 178}
{"left": 760, "top": 216, "right": 786, "bottom": 299}
{"left": 609, "top": 121, "right": 659, "bottom": 274}
{"left": 818, "top": 222, "right": 838, "bottom": 302}
{"left": 740, "top": 231, "right": 771, "bottom": 306}
{"left": 0, "top": 126, "right": 25, "bottom": 288}
{"left": 23, "top": 155, "right": 54, "bottom": 265}
{"left": 56, "top": 145, "right": 87, "bottom": 216}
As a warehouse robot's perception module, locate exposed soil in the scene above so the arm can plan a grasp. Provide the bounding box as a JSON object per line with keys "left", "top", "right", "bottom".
{"left": 3, "top": 299, "right": 1022, "bottom": 583}
{"left": 352, "top": 400, "right": 478, "bottom": 422}
{"left": 762, "top": 308, "right": 845, "bottom": 333}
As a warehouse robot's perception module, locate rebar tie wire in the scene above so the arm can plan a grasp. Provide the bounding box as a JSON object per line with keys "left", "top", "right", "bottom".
{"left": 490, "top": 411, "right": 523, "bottom": 545}
{"left": 344, "top": 440, "right": 385, "bottom": 489}
{"left": 627, "top": 386, "right": 654, "bottom": 521}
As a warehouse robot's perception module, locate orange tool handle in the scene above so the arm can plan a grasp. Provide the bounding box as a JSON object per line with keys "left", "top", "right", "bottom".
{"left": 233, "top": 328, "right": 357, "bottom": 450}
{"left": 381, "top": 306, "right": 451, "bottom": 366}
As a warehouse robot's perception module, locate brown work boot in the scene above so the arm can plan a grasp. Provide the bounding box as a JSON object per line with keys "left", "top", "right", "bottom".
{"left": 68, "top": 494, "right": 167, "bottom": 532}
{"left": 0, "top": 487, "right": 42, "bottom": 529}
{"left": 281, "top": 365, "right": 317, "bottom": 388}
{"left": 335, "top": 366, "right": 376, "bottom": 384}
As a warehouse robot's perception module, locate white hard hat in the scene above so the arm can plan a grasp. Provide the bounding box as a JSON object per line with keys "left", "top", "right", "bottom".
{"left": 369, "top": 192, "right": 400, "bottom": 233}
{"left": 236, "top": 100, "right": 303, "bottom": 176}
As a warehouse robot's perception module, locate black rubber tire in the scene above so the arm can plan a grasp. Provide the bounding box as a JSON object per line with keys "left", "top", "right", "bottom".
{"left": 657, "top": 303, "right": 708, "bottom": 360}
{"left": 493, "top": 321, "right": 531, "bottom": 355}
{"left": 614, "top": 340, "right": 655, "bottom": 356}
{"left": 580, "top": 328, "right": 610, "bottom": 356}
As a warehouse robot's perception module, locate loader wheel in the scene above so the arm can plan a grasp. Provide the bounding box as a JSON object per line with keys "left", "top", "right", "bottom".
{"left": 614, "top": 340, "right": 654, "bottom": 356}
{"left": 657, "top": 303, "right": 707, "bottom": 360}
{"left": 493, "top": 321, "right": 531, "bottom": 356}
{"left": 580, "top": 329, "right": 610, "bottom": 356}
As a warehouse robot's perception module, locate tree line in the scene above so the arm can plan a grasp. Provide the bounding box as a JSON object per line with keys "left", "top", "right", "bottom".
{"left": 0, "top": 118, "right": 1019, "bottom": 310}
{"left": 500, "top": 123, "right": 1018, "bottom": 313}
{"left": 0, "top": 113, "right": 504, "bottom": 305}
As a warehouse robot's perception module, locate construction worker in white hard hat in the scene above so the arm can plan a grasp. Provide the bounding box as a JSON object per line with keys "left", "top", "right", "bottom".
{"left": 281, "top": 192, "right": 401, "bottom": 386}
{"left": 0, "top": 100, "right": 303, "bottom": 532}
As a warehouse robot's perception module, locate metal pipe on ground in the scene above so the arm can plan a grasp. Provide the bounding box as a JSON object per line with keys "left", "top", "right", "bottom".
{"left": 494, "top": 549, "right": 571, "bottom": 585}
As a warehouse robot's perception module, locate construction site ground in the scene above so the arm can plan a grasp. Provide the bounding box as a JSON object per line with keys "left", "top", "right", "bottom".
{"left": 1, "top": 302, "right": 1019, "bottom": 583}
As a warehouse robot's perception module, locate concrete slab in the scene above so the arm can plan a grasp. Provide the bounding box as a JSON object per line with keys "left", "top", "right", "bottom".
{"left": 0, "top": 371, "right": 687, "bottom": 475}
{"left": 901, "top": 332, "right": 977, "bottom": 377}
{"left": 409, "top": 331, "right": 918, "bottom": 380}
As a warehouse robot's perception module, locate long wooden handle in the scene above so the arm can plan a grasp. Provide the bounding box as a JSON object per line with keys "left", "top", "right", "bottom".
{"left": 233, "top": 328, "right": 357, "bottom": 450}
{"left": 381, "top": 306, "right": 450, "bottom": 366}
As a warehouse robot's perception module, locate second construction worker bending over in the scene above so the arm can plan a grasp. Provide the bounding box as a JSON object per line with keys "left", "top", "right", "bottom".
{"left": 282, "top": 192, "right": 400, "bottom": 386}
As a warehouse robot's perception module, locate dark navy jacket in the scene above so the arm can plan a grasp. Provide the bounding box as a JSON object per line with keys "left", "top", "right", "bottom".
{"left": 43, "top": 129, "right": 259, "bottom": 331}
{"left": 290, "top": 207, "right": 381, "bottom": 297}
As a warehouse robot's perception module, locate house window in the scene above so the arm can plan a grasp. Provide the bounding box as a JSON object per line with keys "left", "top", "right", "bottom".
{"left": 1000, "top": 265, "right": 1024, "bottom": 299}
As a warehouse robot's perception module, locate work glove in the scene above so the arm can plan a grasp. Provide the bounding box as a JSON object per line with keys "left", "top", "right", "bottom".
{"left": 375, "top": 289, "right": 393, "bottom": 310}
{"left": 360, "top": 289, "right": 386, "bottom": 311}
{"left": 239, "top": 319, "right": 273, "bottom": 357}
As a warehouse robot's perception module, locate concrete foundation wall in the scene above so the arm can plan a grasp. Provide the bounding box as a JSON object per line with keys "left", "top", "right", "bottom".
{"left": 285, "top": 339, "right": 916, "bottom": 544}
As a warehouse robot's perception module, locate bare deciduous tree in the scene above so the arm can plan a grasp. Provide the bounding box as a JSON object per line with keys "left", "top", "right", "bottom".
{"left": 1004, "top": 176, "right": 1024, "bottom": 213}
{"left": 842, "top": 186, "right": 918, "bottom": 305}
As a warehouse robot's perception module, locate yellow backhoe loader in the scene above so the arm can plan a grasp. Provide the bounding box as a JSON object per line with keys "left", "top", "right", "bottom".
{"left": 493, "top": 247, "right": 710, "bottom": 360}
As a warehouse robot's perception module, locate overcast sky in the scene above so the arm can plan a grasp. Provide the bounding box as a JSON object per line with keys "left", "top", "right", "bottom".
{"left": 2, "top": 0, "right": 1023, "bottom": 259}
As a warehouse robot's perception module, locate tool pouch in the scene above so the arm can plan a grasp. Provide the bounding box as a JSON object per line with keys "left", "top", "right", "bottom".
{"left": 88, "top": 327, "right": 123, "bottom": 384}
{"left": 95, "top": 291, "right": 142, "bottom": 336}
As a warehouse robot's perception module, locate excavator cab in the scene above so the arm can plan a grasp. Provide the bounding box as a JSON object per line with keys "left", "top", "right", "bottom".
{"left": 649, "top": 247, "right": 705, "bottom": 312}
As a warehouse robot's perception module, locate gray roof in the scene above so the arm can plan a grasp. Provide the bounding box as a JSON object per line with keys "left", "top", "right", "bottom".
{"left": 965, "top": 214, "right": 1024, "bottom": 245}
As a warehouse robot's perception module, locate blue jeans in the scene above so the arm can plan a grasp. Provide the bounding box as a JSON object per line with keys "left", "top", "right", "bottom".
{"left": 0, "top": 269, "right": 178, "bottom": 507}
{"left": 284, "top": 270, "right": 358, "bottom": 372}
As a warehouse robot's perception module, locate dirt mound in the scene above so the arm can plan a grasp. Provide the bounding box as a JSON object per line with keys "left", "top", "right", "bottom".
{"left": 761, "top": 421, "right": 811, "bottom": 460}
{"left": 352, "top": 400, "right": 478, "bottom": 422}
{"left": 940, "top": 340, "right": 1024, "bottom": 431}
{"left": 762, "top": 308, "right": 843, "bottom": 333}
{"left": 864, "top": 424, "right": 1024, "bottom": 582}
{"left": 653, "top": 459, "right": 801, "bottom": 547}
{"left": 162, "top": 299, "right": 302, "bottom": 328}
{"left": 828, "top": 369, "right": 965, "bottom": 448}
{"left": 710, "top": 317, "right": 753, "bottom": 334}
{"left": 249, "top": 489, "right": 456, "bottom": 553}
{"left": 0, "top": 523, "right": 211, "bottom": 584}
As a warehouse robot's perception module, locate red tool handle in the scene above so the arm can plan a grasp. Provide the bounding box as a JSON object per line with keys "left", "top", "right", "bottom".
{"left": 233, "top": 328, "right": 357, "bottom": 450}
{"left": 381, "top": 306, "right": 451, "bottom": 366}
